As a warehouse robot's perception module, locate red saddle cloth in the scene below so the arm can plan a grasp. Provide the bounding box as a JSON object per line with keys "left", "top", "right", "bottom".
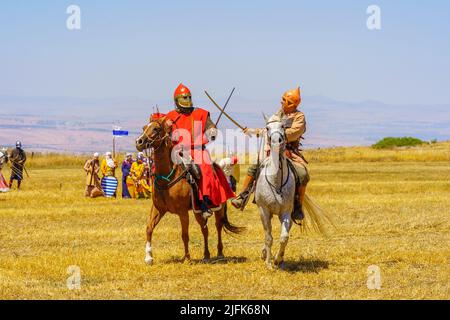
{"left": 193, "top": 152, "right": 236, "bottom": 209}
{"left": 166, "top": 108, "right": 236, "bottom": 207}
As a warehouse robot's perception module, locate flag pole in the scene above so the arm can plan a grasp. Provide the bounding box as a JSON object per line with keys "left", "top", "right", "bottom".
{"left": 113, "top": 136, "right": 116, "bottom": 159}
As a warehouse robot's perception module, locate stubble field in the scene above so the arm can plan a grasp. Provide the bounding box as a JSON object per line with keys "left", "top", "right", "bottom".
{"left": 0, "top": 143, "right": 449, "bottom": 299}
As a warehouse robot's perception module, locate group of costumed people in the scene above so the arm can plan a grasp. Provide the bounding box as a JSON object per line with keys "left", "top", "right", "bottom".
{"left": 0, "top": 141, "right": 28, "bottom": 193}
{"left": 144, "top": 83, "right": 309, "bottom": 222}
{"left": 2, "top": 83, "right": 310, "bottom": 225}
{"left": 83, "top": 151, "right": 152, "bottom": 199}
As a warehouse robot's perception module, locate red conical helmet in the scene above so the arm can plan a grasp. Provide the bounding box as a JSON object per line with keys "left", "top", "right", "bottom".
{"left": 174, "top": 83, "right": 193, "bottom": 109}
{"left": 174, "top": 83, "right": 191, "bottom": 98}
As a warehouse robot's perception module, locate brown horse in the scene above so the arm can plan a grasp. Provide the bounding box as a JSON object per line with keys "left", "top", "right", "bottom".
{"left": 136, "top": 116, "right": 242, "bottom": 265}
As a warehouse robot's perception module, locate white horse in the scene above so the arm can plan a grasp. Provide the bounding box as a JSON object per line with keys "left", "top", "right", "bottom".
{"left": 255, "top": 113, "right": 296, "bottom": 269}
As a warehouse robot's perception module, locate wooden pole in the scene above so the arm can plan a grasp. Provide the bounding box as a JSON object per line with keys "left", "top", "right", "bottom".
{"left": 113, "top": 136, "right": 116, "bottom": 159}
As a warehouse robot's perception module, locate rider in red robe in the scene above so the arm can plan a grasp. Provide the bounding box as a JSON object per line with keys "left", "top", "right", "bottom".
{"left": 165, "top": 84, "right": 235, "bottom": 218}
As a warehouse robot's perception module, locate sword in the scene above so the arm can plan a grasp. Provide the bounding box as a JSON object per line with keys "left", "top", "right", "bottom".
{"left": 215, "top": 87, "right": 235, "bottom": 126}
{"left": 205, "top": 91, "right": 247, "bottom": 132}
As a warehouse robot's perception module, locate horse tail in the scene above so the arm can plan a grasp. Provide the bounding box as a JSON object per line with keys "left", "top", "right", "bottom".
{"left": 301, "top": 194, "right": 337, "bottom": 237}
{"left": 221, "top": 204, "right": 245, "bottom": 235}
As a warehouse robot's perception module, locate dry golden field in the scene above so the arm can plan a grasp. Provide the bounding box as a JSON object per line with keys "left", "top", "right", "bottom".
{"left": 1, "top": 143, "right": 449, "bottom": 300}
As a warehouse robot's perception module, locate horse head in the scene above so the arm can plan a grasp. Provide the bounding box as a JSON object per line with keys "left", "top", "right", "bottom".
{"left": 264, "top": 113, "right": 287, "bottom": 153}
{"left": 136, "top": 117, "right": 172, "bottom": 152}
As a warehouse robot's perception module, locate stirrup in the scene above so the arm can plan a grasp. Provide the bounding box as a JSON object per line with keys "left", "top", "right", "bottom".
{"left": 236, "top": 191, "right": 253, "bottom": 211}
{"left": 231, "top": 192, "right": 245, "bottom": 209}
{"left": 202, "top": 209, "right": 213, "bottom": 220}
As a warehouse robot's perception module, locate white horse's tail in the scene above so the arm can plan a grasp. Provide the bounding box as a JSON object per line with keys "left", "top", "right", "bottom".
{"left": 300, "top": 194, "right": 336, "bottom": 236}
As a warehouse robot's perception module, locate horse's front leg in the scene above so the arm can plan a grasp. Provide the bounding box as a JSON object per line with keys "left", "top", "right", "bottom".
{"left": 274, "top": 212, "right": 292, "bottom": 268}
{"left": 194, "top": 212, "right": 211, "bottom": 262}
{"left": 214, "top": 208, "right": 224, "bottom": 259}
{"left": 145, "top": 204, "right": 165, "bottom": 265}
{"left": 259, "top": 207, "right": 273, "bottom": 269}
{"left": 179, "top": 211, "right": 191, "bottom": 262}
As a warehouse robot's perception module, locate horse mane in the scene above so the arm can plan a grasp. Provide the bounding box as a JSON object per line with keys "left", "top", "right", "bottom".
{"left": 267, "top": 110, "right": 288, "bottom": 125}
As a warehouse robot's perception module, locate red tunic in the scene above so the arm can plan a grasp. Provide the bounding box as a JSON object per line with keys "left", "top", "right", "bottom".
{"left": 166, "top": 108, "right": 235, "bottom": 206}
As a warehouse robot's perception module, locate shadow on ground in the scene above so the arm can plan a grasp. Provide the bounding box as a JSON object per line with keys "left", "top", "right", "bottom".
{"left": 281, "top": 259, "right": 329, "bottom": 273}
{"left": 164, "top": 256, "right": 248, "bottom": 265}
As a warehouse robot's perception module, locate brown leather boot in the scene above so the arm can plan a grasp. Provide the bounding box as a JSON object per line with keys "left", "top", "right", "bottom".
{"left": 231, "top": 175, "right": 255, "bottom": 209}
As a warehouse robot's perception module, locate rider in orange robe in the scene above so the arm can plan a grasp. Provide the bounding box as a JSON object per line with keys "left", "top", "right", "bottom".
{"left": 165, "top": 83, "right": 235, "bottom": 218}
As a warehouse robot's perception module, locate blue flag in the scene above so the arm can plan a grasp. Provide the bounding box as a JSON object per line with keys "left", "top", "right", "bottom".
{"left": 113, "top": 130, "right": 129, "bottom": 136}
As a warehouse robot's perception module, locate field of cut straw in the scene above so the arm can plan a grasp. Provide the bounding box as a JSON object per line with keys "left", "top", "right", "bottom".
{"left": 0, "top": 142, "right": 449, "bottom": 299}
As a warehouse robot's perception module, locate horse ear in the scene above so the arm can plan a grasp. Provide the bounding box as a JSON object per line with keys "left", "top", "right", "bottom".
{"left": 262, "top": 112, "right": 269, "bottom": 123}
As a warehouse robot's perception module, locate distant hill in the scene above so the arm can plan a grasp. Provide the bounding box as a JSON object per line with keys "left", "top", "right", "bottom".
{"left": 1, "top": 95, "right": 449, "bottom": 152}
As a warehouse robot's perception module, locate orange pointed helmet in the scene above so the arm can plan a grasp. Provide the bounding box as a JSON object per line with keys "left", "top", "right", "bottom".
{"left": 174, "top": 83, "right": 193, "bottom": 109}
{"left": 281, "top": 87, "right": 301, "bottom": 113}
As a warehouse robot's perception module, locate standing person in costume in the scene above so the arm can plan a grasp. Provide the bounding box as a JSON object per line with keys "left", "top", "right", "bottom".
{"left": 232, "top": 87, "right": 309, "bottom": 223}
{"left": 143, "top": 155, "right": 153, "bottom": 186}
{"left": 83, "top": 153, "right": 103, "bottom": 198}
{"left": 121, "top": 153, "right": 134, "bottom": 198}
{"left": 100, "top": 151, "right": 117, "bottom": 178}
{"left": 9, "top": 141, "right": 27, "bottom": 190}
{"left": 218, "top": 154, "right": 240, "bottom": 192}
{"left": 165, "top": 83, "right": 235, "bottom": 219}
{"left": 0, "top": 148, "right": 10, "bottom": 193}
{"left": 129, "top": 153, "right": 151, "bottom": 199}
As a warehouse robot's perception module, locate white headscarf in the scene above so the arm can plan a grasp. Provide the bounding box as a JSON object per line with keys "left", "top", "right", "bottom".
{"left": 105, "top": 152, "right": 115, "bottom": 168}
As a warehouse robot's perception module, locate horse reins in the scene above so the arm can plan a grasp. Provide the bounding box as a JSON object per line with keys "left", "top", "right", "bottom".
{"left": 264, "top": 153, "right": 291, "bottom": 197}
{"left": 265, "top": 122, "right": 290, "bottom": 197}
{"left": 153, "top": 165, "right": 189, "bottom": 191}
{"left": 144, "top": 120, "right": 189, "bottom": 191}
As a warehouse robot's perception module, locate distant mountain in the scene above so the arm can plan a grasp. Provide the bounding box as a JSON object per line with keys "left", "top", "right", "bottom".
{"left": 1, "top": 95, "right": 449, "bottom": 152}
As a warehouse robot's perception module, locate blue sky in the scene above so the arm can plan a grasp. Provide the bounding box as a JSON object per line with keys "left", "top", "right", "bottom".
{"left": 1, "top": 0, "right": 449, "bottom": 105}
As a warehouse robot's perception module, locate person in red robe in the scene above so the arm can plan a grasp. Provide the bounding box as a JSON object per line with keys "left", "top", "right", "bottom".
{"left": 165, "top": 83, "right": 235, "bottom": 219}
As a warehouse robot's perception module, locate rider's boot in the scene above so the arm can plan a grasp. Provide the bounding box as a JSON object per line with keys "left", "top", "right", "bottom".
{"left": 231, "top": 175, "right": 255, "bottom": 209}
{"left": 200, "top": 196, "right": 214, "bottom": 220}
{"left": 292, "top": 185, "right": 306, "bottom": 222}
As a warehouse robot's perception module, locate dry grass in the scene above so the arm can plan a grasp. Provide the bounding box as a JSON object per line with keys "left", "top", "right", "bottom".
{"left": 0, "top": 143, "right": 449, "bottom": 300}
{"left": 304, "top": 140, "right": 450, "bottom": 163}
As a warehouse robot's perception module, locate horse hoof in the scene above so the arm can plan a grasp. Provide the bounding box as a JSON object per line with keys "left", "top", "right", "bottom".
{"left": 217, "top": 254, "right": 225, "bottom": 260}
{"left": 261, "top": 249, "right": 267, "bottom": 261}
{"left": 202, "top": 258, "right": 210, "bottom": 264}
{"left": 145, "top": 257, "right": 154, "bottom": 266}
{"left": 265, "top": 263, "right": 273, "bottom": 270}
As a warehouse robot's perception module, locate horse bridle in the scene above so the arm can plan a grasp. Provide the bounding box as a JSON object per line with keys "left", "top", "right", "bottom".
{"left": 266, "top": 119, "right": 286, "bottom": 145}
{"left": 265, "top": 121, "right": 290, "bottom": 197}
{"left": 142, "top": 122, "right": 170, "bottom": 152}
{"left": 141, "top": 121, "right": 189, "bottom": 191}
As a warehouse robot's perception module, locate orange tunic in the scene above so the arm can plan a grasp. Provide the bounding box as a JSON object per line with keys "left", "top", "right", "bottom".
{"left": 166, "top": 108, "right": 235, "bottom": 206}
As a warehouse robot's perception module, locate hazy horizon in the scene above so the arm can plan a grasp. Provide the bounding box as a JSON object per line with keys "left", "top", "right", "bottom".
{"left": 1, "top": 1, "right": 450, "bottom": 152}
